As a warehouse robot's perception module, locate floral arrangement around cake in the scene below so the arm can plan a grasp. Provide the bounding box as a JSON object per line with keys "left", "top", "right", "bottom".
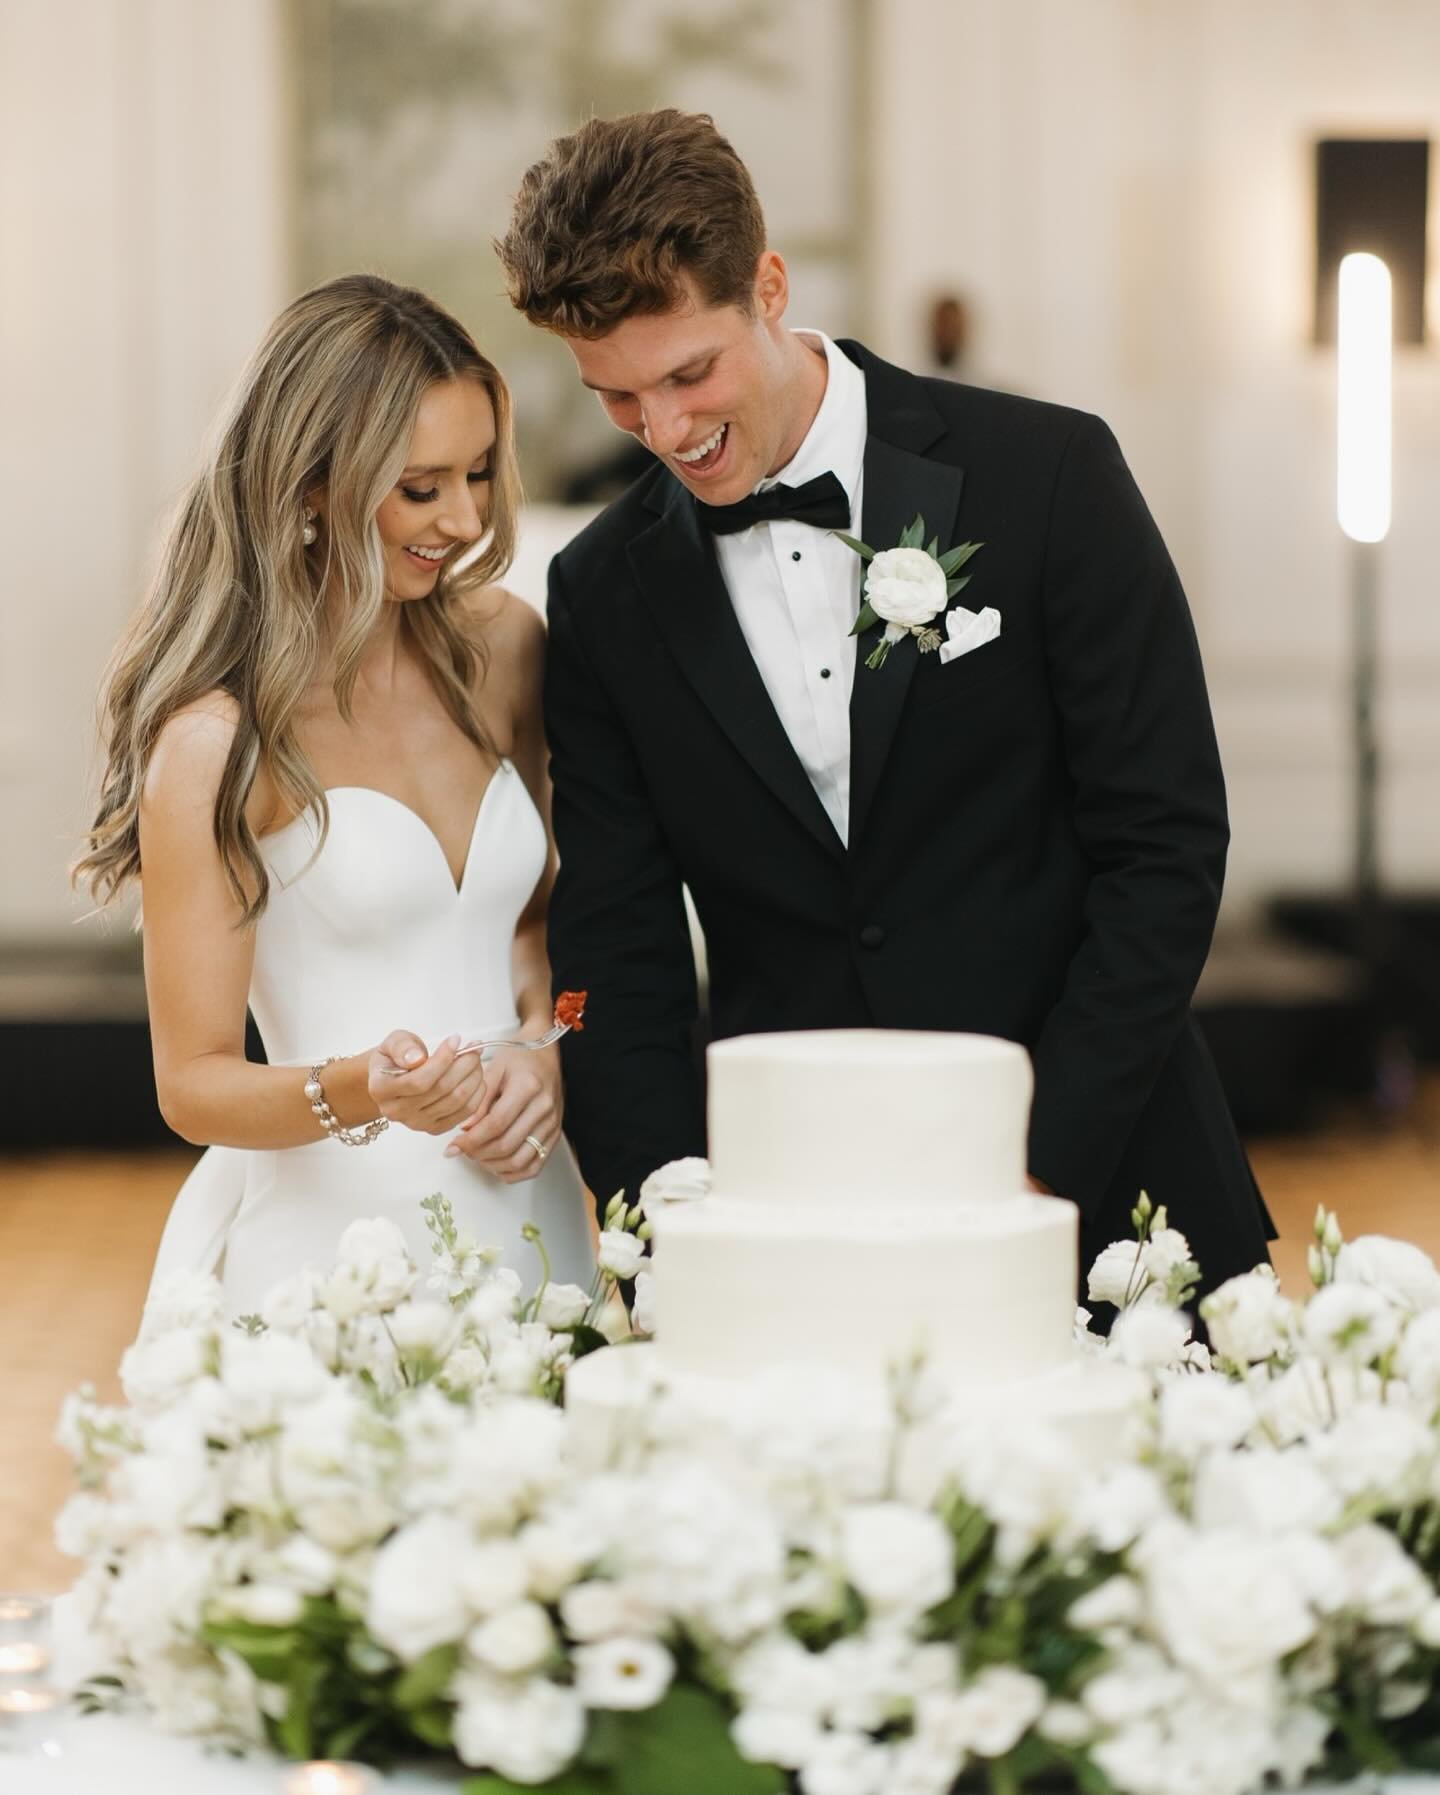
{"left": 57, "top": 1178, "right": 1440, "bottom": 1795}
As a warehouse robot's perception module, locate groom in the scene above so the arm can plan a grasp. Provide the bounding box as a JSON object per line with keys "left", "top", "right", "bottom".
{"left": 496, "top": 109, "right": 1272, "bottom": 1293}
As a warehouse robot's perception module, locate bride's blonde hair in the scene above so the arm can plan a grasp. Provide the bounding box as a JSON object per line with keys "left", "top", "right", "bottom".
{"left": 75, "top": 273, "right": 520, "bottom": 924}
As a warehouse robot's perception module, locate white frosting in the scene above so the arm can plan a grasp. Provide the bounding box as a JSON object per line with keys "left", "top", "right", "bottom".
{"left": 708, "top": 1030, "right": 1031, "bottom": 1206}
{"left": 566, "top": 1029, "right": 1139, "bottom": 1458}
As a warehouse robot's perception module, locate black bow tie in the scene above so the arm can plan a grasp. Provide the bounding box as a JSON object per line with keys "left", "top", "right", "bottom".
{"left": 695, "top": 469, "right": 851, "bottom": 536}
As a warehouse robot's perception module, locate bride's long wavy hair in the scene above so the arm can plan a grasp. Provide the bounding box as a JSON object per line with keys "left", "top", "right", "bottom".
{"left": 75, "top": 274, "right": 520, "bottom": 925}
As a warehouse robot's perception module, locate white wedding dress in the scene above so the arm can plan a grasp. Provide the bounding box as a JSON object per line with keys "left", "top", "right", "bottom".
{"left": 146, "top": 760, "right": 596, "bottom": 1316}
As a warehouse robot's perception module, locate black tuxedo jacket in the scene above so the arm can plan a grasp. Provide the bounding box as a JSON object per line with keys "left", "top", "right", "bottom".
{"left": 543, "top": 341, "right": 1272, "bottom": 1294}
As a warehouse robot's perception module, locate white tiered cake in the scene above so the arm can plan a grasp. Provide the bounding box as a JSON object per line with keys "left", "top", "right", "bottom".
{"left": 566, "top": 1029, "right": 1140, "bottom": 1450}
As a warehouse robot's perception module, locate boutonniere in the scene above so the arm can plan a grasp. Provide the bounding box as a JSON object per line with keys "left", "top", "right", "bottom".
{"left": 836, "top": 515, "right": 985, "bottom": 671}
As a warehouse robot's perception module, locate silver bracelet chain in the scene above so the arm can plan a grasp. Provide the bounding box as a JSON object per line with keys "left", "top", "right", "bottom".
{"left": 305, "top": 1056, "right": 389, "bottom": 1147}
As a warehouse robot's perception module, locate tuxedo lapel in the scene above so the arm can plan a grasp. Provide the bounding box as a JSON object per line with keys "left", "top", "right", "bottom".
{"left": 628, "top": 484, "right": 844, "bottom": 861}
{"left": 847, "top": 366, "right": 966, "bottom": 848}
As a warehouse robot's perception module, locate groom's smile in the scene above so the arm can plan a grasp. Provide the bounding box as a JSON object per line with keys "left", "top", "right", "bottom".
{"left": 561, "top": 262, "right": 827, "bottom": 509}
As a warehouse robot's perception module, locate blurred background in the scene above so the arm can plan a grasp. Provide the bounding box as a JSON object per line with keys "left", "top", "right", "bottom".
{"left": 3, "top": 0, "right": 1439, "bottom": 1584}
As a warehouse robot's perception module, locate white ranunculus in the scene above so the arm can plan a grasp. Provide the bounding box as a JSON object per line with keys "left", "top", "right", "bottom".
{"left": 119, "top": 1328, "right": 210, "bottom": 1408}
{"left": 1311, "top": 1402, "right": 1434, "bottom": 1503}
{"left": 838, "top": 1501, "right": 954, "bottom": 1614}
{"left": 1334, "top": 1522, "right": 1434, "bottom": 1626}
{"left": 140, "top": 1270, "right": 225, "bottom": 1340}
{"left": 1301, "top": 1282, "right": 1399, "bottom": 1363}
{"left": 1067, "top": 1575, "right": 1142, "bottom": 1633}
{"left": 865, "top": 547, "right": 949, "bottom": 629}
{"left": 732, "top": 1706, "right": 827, "bottom": 1769}
{"left": 573, "top": 1636, "right": 675, "bottom": 1710}
{"left": 1335, "top": 1235, "right": 1440, "bottom": 1313}
{"left": 1156, "top": 1375, "right": 1256, "bottom": 1461}
{"left": 1064, "top": 1463, "right": 1167, "bottom": 1555}
{"left": 367, "top": 1515, "right": 474, "bottom": 1661}
{"left": 597, "top": 1229, "right": 646, "bottom": 1279}
{"left": 1108, "top": 1302, "right": 1191, "bottom": 1371}
{"left": 560, "top": 1578, "right": 662, "bottom": 1642}
{"left": 1201, "top": 1266, "right": 1294, "bottom": 1364}
{"left": 467, "top": 1601, "right": 555, "bottom": 1676}
{"left": 1140, "top": 1522, "right": 1316, "bottom": 1705}
{"left": 386, "top": 1298, "right": 463, "bottom": 1361}
{"left": 467, "top": 1266, "right": 524, "bottom": 1332}
{"left": 796, "top": 1729, "right": 893, "bottom": 1795}
{"left": 1191, "top": 1447, "right": 1340, "bottom": 1536}
{"left": 459, "top": 1538, "right": 532, "bottom": 1617}
{"left": 1141, "top": 1227, "right": 1194, "bottom": 1288}
{"left": 259, "top": 1269, "right": 321, "bottom": 1332}
{"left": 1086, "top": 1240, "right": 1145, "bottom": 1308}
{"left": 536, "top": 1282, "right": 590, "bottom": 1329}
{"left": 452, "top": 1669, "right": 585, "bottom": 1782}
{"left": 936, "top": 1666, "right": 1047, "bottom": 1758}
{"left": 638, "top": 1156, "right": 712, "bottom": 1217}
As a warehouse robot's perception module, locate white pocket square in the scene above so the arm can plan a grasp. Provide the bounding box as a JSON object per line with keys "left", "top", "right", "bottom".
{"left": 938, "top": 605, "right": 1002, "bottom": 665}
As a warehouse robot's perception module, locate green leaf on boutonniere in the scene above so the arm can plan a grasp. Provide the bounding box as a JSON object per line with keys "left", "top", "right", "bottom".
{"left": 899, "top": 514, "right": 926, "bottom": 549}
{"left": 938, "top": 540, "right": 983, "bottom": 576}
{"left": 850, "top": 600, "right": 880, "bottom": 638}
{"left": 832, "top": 530, "right": 875, "bottom": 560}
{"left": 945, "top": 574, "right": 972, "bottom": 600}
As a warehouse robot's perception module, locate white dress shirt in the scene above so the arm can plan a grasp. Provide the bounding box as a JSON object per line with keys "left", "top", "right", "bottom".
{"left": 713, "top": 331, "right": 866, "bottom": 845}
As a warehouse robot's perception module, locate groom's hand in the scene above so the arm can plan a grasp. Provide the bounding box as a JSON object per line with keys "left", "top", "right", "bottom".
{"left": 368, "top": 1031, "right": 487, "bottom": 1135}
{"left": 447, "top": 1043, "right": 563, "bottom": 1182}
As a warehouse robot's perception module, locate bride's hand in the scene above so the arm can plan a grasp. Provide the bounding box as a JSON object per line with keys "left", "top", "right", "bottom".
{"left": 446, "top": 1042, "right": 563, "bottom": 1182}
{"left": 367, "top": 1031, "right": 487, "bottom": 1136}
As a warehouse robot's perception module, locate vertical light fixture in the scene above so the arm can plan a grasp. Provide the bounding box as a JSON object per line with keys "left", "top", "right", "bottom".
{"left": 1336, "top": 251, "right": 1392, "bottom": 1075}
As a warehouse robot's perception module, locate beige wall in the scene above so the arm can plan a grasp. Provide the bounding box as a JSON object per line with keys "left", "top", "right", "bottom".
{"left": 869, "top": 0, "right": 1440, "bottom": 912}
{"left": 1, "top": 0, "right": 290, "bottom": 939}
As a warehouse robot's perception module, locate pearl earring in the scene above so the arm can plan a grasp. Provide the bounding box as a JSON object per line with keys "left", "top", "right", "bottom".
{"left": 302, "top": 506, "right": 318, "bottom": 547}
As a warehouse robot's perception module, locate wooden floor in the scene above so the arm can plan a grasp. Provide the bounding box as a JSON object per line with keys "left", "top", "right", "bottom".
{"left": 4, "top": 1083, "right": 1440, "bottom": 1594}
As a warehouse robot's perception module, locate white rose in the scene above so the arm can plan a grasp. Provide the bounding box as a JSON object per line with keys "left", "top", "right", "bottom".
{"left": 597, "top": 1229, "right": 646, "bottom": 1280}
{"left": 467, "top": 1266, "right": 524, "bottom": 1332}
{"left": 1108, "top": 1302, "right": 1191, "bottom": 1371}
{"left": 535, "top": 1282, "right": 590, "bottom": 1329}
{"left": 573, "top": 1635, "right": 675, "bottom": 1710}
{"left": 1156, "top": 1375, "right": 1256, "bottom": 1461}
{"left": 459, "top": 1538, "right": 532, "bottom": 1617}
{"left": 865, "top": 546, "right": 948, "bottom": 629}
{"left": 221, "top": 1330, "right": 327, "bottom": 1419}
{"left": 1311, "top": 1402, "right": 1434, "bottom": 1503}
{"left": 468, "top": 1601, "right": 555, "bottom": 1675}
{"left": 259, "top": 1270, "right": 321, "bottom": 1332}
{"left": 1334, "top": 1522, "right": 1433, "bottom": 1626}
{"left": 838, "top": 1502, "right": 953, "bottom": 1614}
{"left": 368, "top": 1515, "right": 474, "bottom": 1661}
{"left": 1086, "top": 1240, "right": 1145, "bottom": 1308}
{"left": 1141, "top": 1226, "right": 1194, "bottom": 1287}
{"left": 1302, "top": 1282, "right": 1399, "bottom": 1364}
{"left": 1201, "top": 1265, "right": 1294, "bottom": 1364}
{"left": 1191, "top": 1447, "right": 1340, "bottom": 1535}
{"left": 1065, "top": 1463, "right": 1167, "bottom": 1555}
{"left": 638, "top": 1156, "right": 712, "bottom": 1217}
{"left": 1141, "top": 1522, "right": 1316, "bottom": 1701}
{"left": 337, "top": 1214, "right": 409, "bottom": 1272}
{"left": 1335, "top": 1235, "right": 1440, "bottom": 1313}
{"left": 452, "top": 1669, "right": 585, "bottom": 1782}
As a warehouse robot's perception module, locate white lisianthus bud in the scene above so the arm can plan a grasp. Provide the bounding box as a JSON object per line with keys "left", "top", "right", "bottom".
{"left": 1314, "top": 1204, "right": 1328, "bottom": 1243}
{"left": 1307, "top": 1243, "right": 1326, "bottom": 1287}
{"left": 865, "top": 546, "right": 949, "bottom": 628}
{"left": 1323, "top": 1212, "right": 1344, "bottom": 1255}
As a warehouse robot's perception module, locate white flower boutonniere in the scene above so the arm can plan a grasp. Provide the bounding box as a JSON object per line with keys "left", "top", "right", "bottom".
{"left": 836, "top": 514, "right": 985, "bottom": 671}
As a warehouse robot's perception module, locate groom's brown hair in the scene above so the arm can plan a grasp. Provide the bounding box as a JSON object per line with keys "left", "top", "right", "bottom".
{"left": 496, "top": 109, "right": 766, "bottom": 337}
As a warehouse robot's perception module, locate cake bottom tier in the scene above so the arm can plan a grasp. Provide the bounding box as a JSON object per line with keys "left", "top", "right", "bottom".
{"left": 651, "top": 1192, "right": 1080, "bottom": 1384}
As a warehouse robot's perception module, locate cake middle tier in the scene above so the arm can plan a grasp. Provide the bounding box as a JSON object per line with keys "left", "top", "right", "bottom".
{"left": 651, "top": 1192, "right": 1079, "bottom": 1385}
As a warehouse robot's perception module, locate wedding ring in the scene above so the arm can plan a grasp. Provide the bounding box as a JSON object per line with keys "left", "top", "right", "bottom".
{"left": 524, "top": 1133, "right": 548, "bottom": 1163}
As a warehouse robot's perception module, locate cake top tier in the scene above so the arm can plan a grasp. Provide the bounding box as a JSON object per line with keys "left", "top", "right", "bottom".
{"left": 707, "top": 1029, "right": 1033, "bottom": 1206}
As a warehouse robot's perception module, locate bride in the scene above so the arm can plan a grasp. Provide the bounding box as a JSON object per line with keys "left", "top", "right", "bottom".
{"left": 74, "top": 274, "right": 596, "bottom": 1315}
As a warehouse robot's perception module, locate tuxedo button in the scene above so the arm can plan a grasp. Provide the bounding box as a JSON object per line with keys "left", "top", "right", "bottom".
{"left": 820, "top": 667, "right": 832, "bottom": 679}
{"left": 791, "top": 550, "right": 802, "bottom": 562}
{"left": 859, "top": 924, "right": 886, "bottom": 950}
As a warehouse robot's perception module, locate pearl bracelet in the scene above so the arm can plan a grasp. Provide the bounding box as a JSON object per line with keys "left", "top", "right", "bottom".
{"left": 305, "top": 1057, "right": 389, "bottom": 1147}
